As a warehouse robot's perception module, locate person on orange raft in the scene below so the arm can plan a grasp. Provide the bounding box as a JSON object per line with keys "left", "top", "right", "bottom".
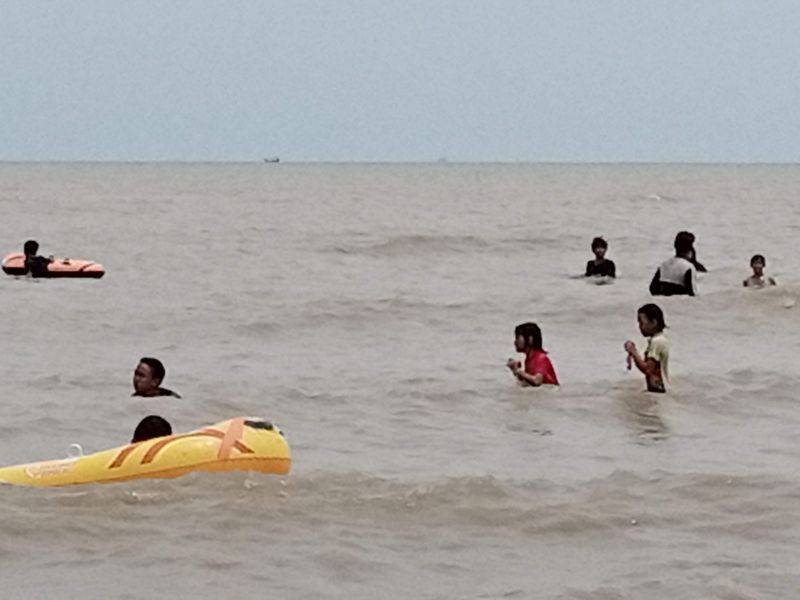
{"left": 132, "top": 357, "right": 181, "bottom": 398}
{"left": 506, "top": 322, "right": 559, "bottom": 386}
{"left": 23, "top": 240, "right": 53, "bottom": 277}
{"left": 131, "top": 415, "right": 173, "bottom": 443}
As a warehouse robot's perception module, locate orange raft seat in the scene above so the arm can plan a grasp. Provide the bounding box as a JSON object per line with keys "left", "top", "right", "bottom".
{"left": 0, "top": 417, "right": 291, "bottom": 487}
{"left": 2, "top": 252, "right": 105, "bottom": 278}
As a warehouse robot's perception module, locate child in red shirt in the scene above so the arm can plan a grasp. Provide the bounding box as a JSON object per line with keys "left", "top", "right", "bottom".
{"left": 507, "top": 322, "right": 559, "bottom": 386}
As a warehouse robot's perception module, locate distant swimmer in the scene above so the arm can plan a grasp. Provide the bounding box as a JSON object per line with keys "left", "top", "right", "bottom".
{"left": 585, "top": 236, "right": 616, "bottom": 278}
{"left": 743, "top": 254, "right": 777, "bottom": 288}
{"left": 649, "top": 232, "right": 697, "bottom": 296}
{"left": 131, "top": 415, "right": 173, "bottom": 443}
{"left": 624, "top": 303, "right": 669, "bottom": 393}
{"left": 132, "top": 357, "right": 181, "bottom": 398}
{"left": 23, "top": 240, "right": 53, "bottom": 277}
{"left": 506, "top": 322, "right": 559, "bottom": 386}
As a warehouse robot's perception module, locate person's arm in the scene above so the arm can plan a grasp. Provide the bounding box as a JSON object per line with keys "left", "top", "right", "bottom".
{"left": 514, "top": 366, "right": 544, "bottom": 386}
{"left": 608, "top": 261, "right": 616, "bottom": 278}
{"left": 507, "top": 359, "right": 544, "bottom": 386}
{"left": 685, "top": 269, "right": 696, "bottom": 296}
{"left": 649, "top": 269, "right": 661, "bottom": 295}
{"left": 585, "top": 261, "right": 593, "bottom": 276}
{"left": 624, "top": 342, "right": 658, "bottom": 377}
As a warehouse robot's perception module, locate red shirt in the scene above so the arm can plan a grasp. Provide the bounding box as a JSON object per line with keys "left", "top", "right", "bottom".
{"left": 525, "top": 349, "right": 559, "bottom": 385}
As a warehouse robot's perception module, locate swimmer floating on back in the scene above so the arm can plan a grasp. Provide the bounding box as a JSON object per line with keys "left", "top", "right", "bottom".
{"left": 507, "top": 322, "right": 559, "bottom": 386}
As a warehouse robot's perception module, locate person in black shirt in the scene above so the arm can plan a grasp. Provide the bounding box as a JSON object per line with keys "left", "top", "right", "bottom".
{"left": 132, "top": 357, "right": 181, "bottom": 398}
{"left": 585, "top": 237, "right": 616, "bottom": 278}
{"left": 23, "top": 240, "right": 53, "bottom": 277}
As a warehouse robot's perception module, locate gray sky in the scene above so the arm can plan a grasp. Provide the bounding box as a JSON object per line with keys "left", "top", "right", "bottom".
{"left": 2, "top": 1, "right": 799, "bottom": 162}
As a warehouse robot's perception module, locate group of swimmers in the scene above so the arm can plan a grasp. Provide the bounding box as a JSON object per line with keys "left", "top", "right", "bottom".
{"left": 509, "top": 231, "right": 778, "bottom": 394}
{"left": 584, "top": 231, "right": 776, "bottom": 293}
{"left": 17, "top": 233, "right": 780, "bottom": 440}
{"left": 507, "top": 302, "right": 668, "bottom": 394}
{"left": 17, "top": 241, "right": 178, "bottom": 441}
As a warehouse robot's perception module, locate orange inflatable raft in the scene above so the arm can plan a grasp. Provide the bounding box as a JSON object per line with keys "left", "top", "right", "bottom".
{"left": 2, "top": 252, "right": 105, "bottom": 278}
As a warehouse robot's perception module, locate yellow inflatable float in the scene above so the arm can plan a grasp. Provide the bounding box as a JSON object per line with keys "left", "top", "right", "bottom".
{"left": 0, "top": 417, "right": 290, "bottom": 487}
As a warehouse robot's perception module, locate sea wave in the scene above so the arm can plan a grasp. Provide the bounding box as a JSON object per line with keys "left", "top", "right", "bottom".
{"left": 328, "top": 234, "right": 491, "bottom": 257}
{"left": 1, "top": 470, "right": 794, "bottom": 540}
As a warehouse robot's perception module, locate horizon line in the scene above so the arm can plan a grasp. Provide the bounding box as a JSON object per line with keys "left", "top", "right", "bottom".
{"left": 1, "top": 159, "right": 800, "bottom": 166}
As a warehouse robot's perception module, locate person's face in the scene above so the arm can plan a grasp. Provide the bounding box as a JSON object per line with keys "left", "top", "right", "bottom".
{"left": 133, "top": 362, "right": 159, "bottom": 395}
{"left": 514, "top": 334, "right": 527, "bottom": 352}
{"left": 751, "top": 259, "right": 764, "bottom": 276}
{"left": 593, "top": 246, "right": 606, "bottom": 259}
{"left": 638, "top": 313, "right": 658, "bottom": 337}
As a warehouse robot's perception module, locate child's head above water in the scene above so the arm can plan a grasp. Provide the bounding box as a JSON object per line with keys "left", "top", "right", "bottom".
{"left": 514, "top": 322, "right": 543, "bottom": 352}
{"left": 750, "top": 254, "right": 766, "bottom": 275}
{"left": 591, "top": 236, "right": 608, "bottom": 259}
{"left": 637, "top": 303, "right": 666, "bottom": 337}
{"left": 131, "top": 415, "right": 172, "bottom": 443}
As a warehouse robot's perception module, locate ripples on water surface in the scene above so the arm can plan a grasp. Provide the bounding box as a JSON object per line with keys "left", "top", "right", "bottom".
{"left": 1, "top": 163, "right": 800, "bottom": 598}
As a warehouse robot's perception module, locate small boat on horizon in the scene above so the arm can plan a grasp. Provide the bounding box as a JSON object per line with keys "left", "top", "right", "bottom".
{"left": 263, "top": 157, "right": 280, "bottom": 163}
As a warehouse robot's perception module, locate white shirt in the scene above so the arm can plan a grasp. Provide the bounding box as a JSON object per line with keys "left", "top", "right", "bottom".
{"left": 658, "top": 256, "right": 697, "bottom": 295}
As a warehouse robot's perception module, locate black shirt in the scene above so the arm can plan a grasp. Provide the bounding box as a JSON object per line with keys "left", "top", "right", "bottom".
{"left": 132, "top": 387, "right": 182, "bottom": 399}
{"left": 585, "top": 259, "right": 616, "bottom": 278}
{"left": 24, "top": 255, "right": 52, "bottom": 277}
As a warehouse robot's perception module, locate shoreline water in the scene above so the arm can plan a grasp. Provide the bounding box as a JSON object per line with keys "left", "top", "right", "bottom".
{"left": 1, "top": 162, "right": 799, "bottom": 598}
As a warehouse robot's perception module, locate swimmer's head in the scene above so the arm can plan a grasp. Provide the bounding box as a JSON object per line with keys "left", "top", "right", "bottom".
{"left": 24, "top": 240, "right": 39, "bottom": 256}
{"left": 131, "top": 415, "right": 172, "bottom": 443}
{"left": 591, "top": 237, "right": 607, "bottom": 259}
{"left": 674, "top": 231, "right": 694, "bottom": 258}
{"left": 133, "top": 357, "right": 166, "bottom": 395}
{"left": 637, "top": 303, "right": 666, "bottom": 336}
{"left": 514, "top": 322, "right": 543, "bottom": 352}
{"left": 750, "top": 254, "right": 765, "bottom": 275}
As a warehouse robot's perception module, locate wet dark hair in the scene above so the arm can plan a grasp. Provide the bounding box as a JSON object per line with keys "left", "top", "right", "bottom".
{"left": 674, "top": 231, "right": 694, "bottom": 256}
{"left": 24, "top": 240, "right": 39, "bottom": 256}
{"left": 750, "top": 254, "right": 766, "bottom": 265}
{"left": 637, "top": 303, "right": 666, "bottom": 332}
{"left": 514, "top": 322, "right": 543, "bottom": 350}
{"left": 139, "top": 357, "right": 166, "bottom": 384}
{"left": 131, "top": 415, "right": 172, "bottom": 443}
{"left": 591, "top": 237, "right": 608, "bottom": 250}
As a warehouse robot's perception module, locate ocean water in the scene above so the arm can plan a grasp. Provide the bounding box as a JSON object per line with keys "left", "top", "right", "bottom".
{"left": 1, "top": 162, "right": 800, "bottom": 599}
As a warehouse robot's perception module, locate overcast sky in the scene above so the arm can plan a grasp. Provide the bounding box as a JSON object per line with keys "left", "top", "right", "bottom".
{"left": 2, "top": 1, "right": 799, "bottom": 162}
